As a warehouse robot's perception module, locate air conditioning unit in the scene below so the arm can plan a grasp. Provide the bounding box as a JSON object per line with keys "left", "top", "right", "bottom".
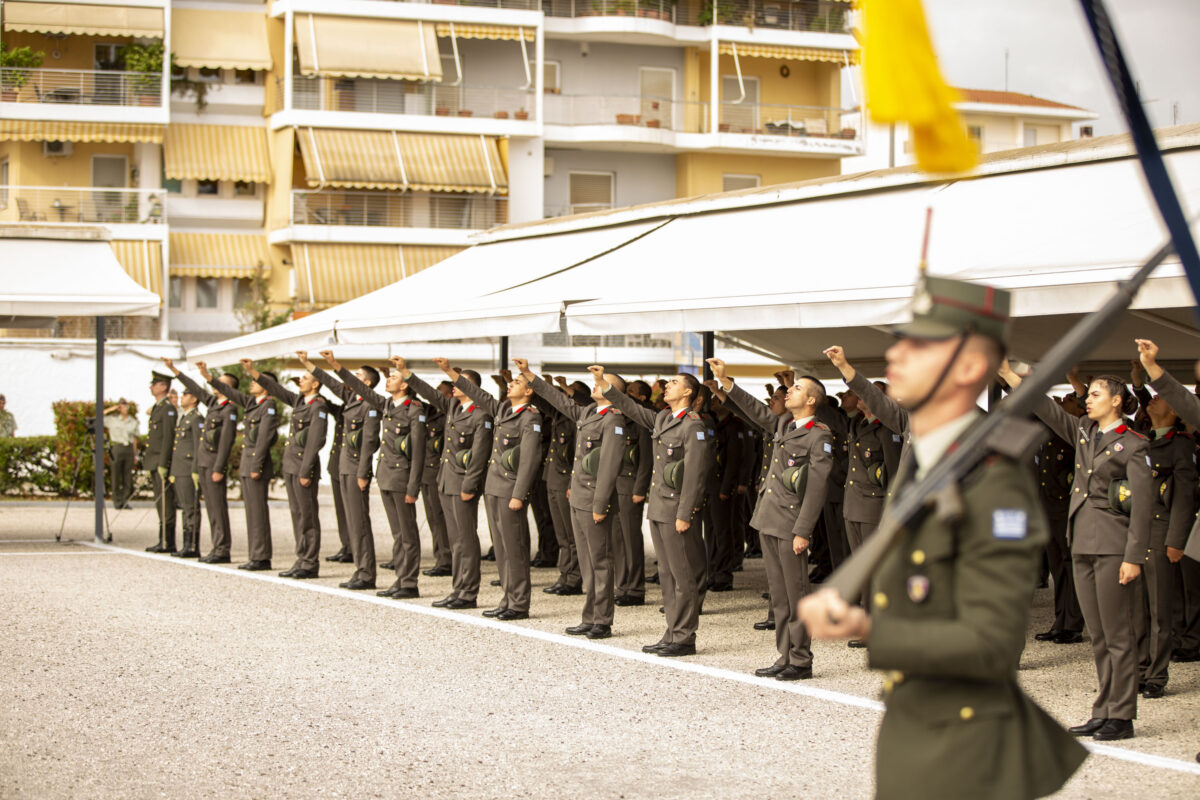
{"left": 43, "top": 140, "right": 73, "bottom": 157}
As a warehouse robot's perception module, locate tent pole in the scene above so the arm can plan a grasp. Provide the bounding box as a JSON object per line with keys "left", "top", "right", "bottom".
{"left": 702, "top": 331, "right": 715, "bottom": 380}
{"left": 94, "top": 316, "right": 106, "bottom": 543}
{"left": 498, "top": 335, "right": 509, "bottom": 373}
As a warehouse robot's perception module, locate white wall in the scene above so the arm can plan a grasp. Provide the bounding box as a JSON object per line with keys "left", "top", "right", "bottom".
{"left": 543, "top": 149, "right": 676, "bottom": 217}
{"left": 544, "top": 39, "right": 685, "bottom": 98}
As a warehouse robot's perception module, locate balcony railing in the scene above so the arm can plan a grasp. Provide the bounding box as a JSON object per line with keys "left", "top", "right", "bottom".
{"left": 276, "top": 76, "right": 535, "bottom": 119}
{"left": 543, "top": 0, "right": 676, "bottom": 21}
{"left": 0, "top": 69, "right": 163, "bottom": 107}
{"left": 292, "top": 190, "right": 507, "bottom": 230}
{"left": 542, "top": 0, "right": 849, "bottom": 32}
{"left": 396, "top": 0, "right": 541, "bottom": 8}
{"left": 1, "top": 186, "right": 166, "bottom": 225}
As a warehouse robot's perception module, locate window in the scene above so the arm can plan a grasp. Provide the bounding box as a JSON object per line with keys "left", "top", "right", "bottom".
{"left": 535, "top": 60, "right": 560, "bottom": 93}
{"left": 234, "top": 69, "right": 259, "bottom": 85}
{"left": 639, "top": 67, "right": 674, "bottom": 128}
{"left": 168, "top": 276, "right": 183, "bottom": 309}
{"left": 0, "top": 159, "right": 8, "bottom": 210}
{"left": 93, "top": 44, "right": 124, "bottom": 71}
{"left": 195, "top": 278, "right": 219, "bottom": 309}
{"left": 722, "top": 174, "right": 760, "bottom": 192}
{"left": 197, "top": 67, "right": 222, "bottom": 83}
{"left": 161, "top": 165, "right": 181, "bottom": 195}
{"left": 967, "top": 125, "right": 983, "bottom": 142}
{"left": 1080, "top": 125, "right": 1094, "bottom": 138}
{"left": 1023, "top": 127, "right": 1037, "bottom": 147}
{"left": 197, "top": 179, "right": 219, "bottom": 196}
{"left": 568, "top": 172, "right": 614, "bottom": 214}
{"left": 233, "top": 181, "right": 256, "bottom": 197}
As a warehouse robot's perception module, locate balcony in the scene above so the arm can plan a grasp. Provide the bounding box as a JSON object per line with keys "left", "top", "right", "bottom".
{"left": 277, "top": 190, "right": 507, "bottom": 247}
{"left": 2, "top": 186, "right": 166, "bottom": 227}
{"left": 0, "top": 68, "right": 166, "bottom": 123}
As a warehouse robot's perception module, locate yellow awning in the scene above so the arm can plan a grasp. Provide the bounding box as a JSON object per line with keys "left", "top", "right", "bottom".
{"left": 294, "top": 15, "right": 442, "bottom": 81}
{"left": 111, "top": 240, "right": 163, "bottom": 297}
{"left": 435, "top": 23, "right": 534, "bottom": 42}
{"left": 296, "top": 129, "right": 507, "bottom": 194}
{"left": 172, "top": 9, "right": 271, "bottom": 71}
{"left": 2, "top": 2, "right": 163, "bottom": 38}
{"left": 294, "top": 243, "right": 460, "bottom": 307}
{"left": 169, "top": 233, "right": 271, "bottom": 279}
{"left": 164, "top": 124, "right": 271, "bottom": 183}
{"left": 0, "top": 120, "right": 163, "bottom": 143}
{"left": 718, "top": 42, "right": 860, "bottom": 65}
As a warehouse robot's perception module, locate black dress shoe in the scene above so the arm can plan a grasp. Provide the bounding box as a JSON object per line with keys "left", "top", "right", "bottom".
{"left": 201, "top": 554, "right": 231, "bottom": 564}
{"left": 431, "top": 595, "right": 456, "bottom": 608}
{"left": 530, "top": 557, "right": 555, "bottom": 568}
{"left": 338, "top": 581, "right": 353, "bottom": 588}
{"left": 380, "top": 561, "right": 394, "bottom": 570}
{"left": 754, "top": 664, "right": 786, "bottom": 678}
{"left": 490, "top": 579, "right": 502, "bottom": 587}
{"left": 1093, "top": 719, "right": 1134, "bottom": 741}
{"left": 761, "top": 592, "right": 770, "bottom": 600}
{"left": 558, "top": 585, "right": 583, "bottom": 596}
{"left": 145, "top": 544, "right": 167, "bottom": 553}
{"left": 496, "top": 609, "right": 529, "bottom": 620}
{"left": 708, "top": 582, "right": 734, "bottom": 592}
{"left": 753, "top": 619, "right": 776, "bottom": 631}
{"left": 326, "top": 550, "right": 349, "bottom": 562}
{"left": 657, "top": 642, "right": 696, "bottom": 658}
{"left": 587, "top": 625, "right": 612, "bottom": 640}
{"left": 641, "top": 641, "right": 668, "bottom": 654}
{"left": 776, "top": 665, "right": 813, "bottom": 681}
{"left": 566, "top": 623, "right": 593, "bottom": 636}
{"left": 848, "top": 639, "right": 867, "bottom": 648}
{"left": 376, "top": 586, "right": 399, "bottom": 597}
{"left": 240, "top": 560, "right": 271, "bottom": 571}
{"left": 1068, "top": 718, "right": 1108, "bottom": 736}
{"left": 482, "top": 607, "right": 505, "bottom": 617}
{"left": 1142, "top": 684, "right": 1166, "bottom": 699}
{"left": 1054, "top": 630, "right": 1083, "bottom": 644}
{"left": 279, "top": 568, "right": 297, "bottom": 577}
{"left": 646, "top": 573, "right": 660, "bottom": 584}
{"left": 172, "top": 550, "right": 200, "bottom": 559}
{"left": 744, "top": 550, "right": 762, "bottom": 559}
{"left": 1171, "top": 647, "right": 1200, "bottom": 662}
{"left": 422, "top": 566, "right": 452, "bottom": 577}
{"left": 1034, "top": 629, "right": 1062, "bottom": 642}
{"left": 543, "top": 583, "right": 564, "bottom": 595}
{"left": 446, "top": 598, "right": 478, "bottom": 609}
{"left": 392, "top": 587, "right": 419, "bottom": 599}
{"left": 344, "top": 579, "right": 376, "bottom": 590}
{"left": 615, "top": 596, "right": 645, "bottom": 607}
{"left": 291, "top": 569, "right": 319, "bottom": 579}
{"left": 482, "top": 547, "right": 496, "bottom": 562}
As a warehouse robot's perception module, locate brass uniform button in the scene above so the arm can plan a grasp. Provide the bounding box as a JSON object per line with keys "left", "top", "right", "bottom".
{"left": 960, "top": 706, "right": 975, "bottom": 721}
{"left": 873, "top": 592, "right": 888, "bottom": 610}
{"left": 910, "top": 550, "right": 925, "bottom": 566}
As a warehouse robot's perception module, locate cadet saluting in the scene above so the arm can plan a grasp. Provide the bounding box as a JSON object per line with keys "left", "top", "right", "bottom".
{"left": 168, "top": 385, "right": 203, "bottom": 559}
{"left": 802, "top": 275, "right": 1086, "bottom": 800}
{"left": 144, "top": 370, "right": 177, "bottom": 553}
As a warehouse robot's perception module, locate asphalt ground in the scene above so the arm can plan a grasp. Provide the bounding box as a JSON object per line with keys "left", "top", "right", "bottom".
{"left": 1, "top": 492, "right": 1198, "bottom": 799}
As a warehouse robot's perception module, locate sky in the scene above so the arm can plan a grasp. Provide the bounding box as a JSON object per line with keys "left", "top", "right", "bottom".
{"left": 916, "top": 0, "right": 1200, "bottom": 134}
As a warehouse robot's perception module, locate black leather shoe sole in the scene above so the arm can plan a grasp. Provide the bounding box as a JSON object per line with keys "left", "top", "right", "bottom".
{"left": 240, "top": 561, "right": 271, "bottom": 571}
{"left": 202, "top": 555, "right": 231, "bottom": 564}
{"left": 431, "top": 596, "right": 456, "bottom": 608}
{"left": 557, "top": 585, "right": 583, "bottom": 596}
{"left": 172, "top": 551, "right": 200, "bottom": 559}
{"left": 1093, "top": 721, "right": 1134, "bottom": 741}
{"left": 482, "top": 608, "right": 504, "bottom": 617}
{"left": 641, "top": 642, "right": 667, "bottom": 654}
{"left": 848, "top": 639, "right": 867, "bottom": 648}
{"left": 376, "top": 587, "right": 399, "bottom": 597}
{"left": 708, "top": 583, "right": 734, "bottom": 592}
{"left": 1033, "top": 630, "right": 1062, "bottom": 642}
{"left": 392, "top": 588, "right": 419, "bottom": 599}
{"left": 344, "top": 580, "right": 376, "bottom": 590}
{"left": 753, "top": 620, "right": 775, "bottom": 631}
{"left": 1142, "top": 685, "right": 1166, "bottom": 699}
{"left": 1054, "top": 631, "right": 1084, "bottom": 644}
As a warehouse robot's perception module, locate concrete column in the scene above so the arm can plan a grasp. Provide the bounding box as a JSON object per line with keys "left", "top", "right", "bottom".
{"left": 134, "top": 142, "right": 162, "bottom": 222}
{"left": 506, "top": 136, "right": 544, "bottom": 224}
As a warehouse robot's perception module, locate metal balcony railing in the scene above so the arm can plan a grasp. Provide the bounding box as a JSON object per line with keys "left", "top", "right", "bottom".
{"left": 677, "top": 0, "right": 851, "bottom": 32}
{"left": 0, "top": 68, "right": 163, "bottom": 107}
{"left": 1, "top": 186, "right": 166, "bottom": 224}
{"left": 292, "top": 190, "right": 507, "bottom": 230}
{"left": 719, "top": 101, "right": 860, "bottom": 138}
{"left": 392, "top": 0, "right": 541, "bottom": 8}
{"left": 543, "top": 0, "right": 676, "bottom": 21}
{"left": 277, "top": 76, "right": 535, "bottom": 119}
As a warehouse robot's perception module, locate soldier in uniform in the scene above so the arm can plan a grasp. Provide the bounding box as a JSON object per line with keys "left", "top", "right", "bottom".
{"left": 401, "top": 359, "right": 493, "bottom": 610}
{"left": 802, "top": 275, "right": 1087, "bottom": 800}
{"left": 200, "top": 362, "right": 280, "bottom": 572}
{"left": 420, "top": 400, "right": 453, "bottom": 577}
{"left": 323, "top": 397, "right": 352, "bottom": 564}
{"left": 705, "top": 393, "right": 749, "bottom": 592}
{"left": 168, "top": 360, "right": 238, "bottom": 565}
{"left": 168, "top": 387, "right": 203, "bottom": 559}
{"left": 709, "top": 360, "right": 832, "bottom": 680}
{"left": 521, "top": 359, "right": 623, "bottom": 636}
{"left": 613, "top": 380, "right": 653, "bottom": 606}
{"left": 253, "top": 355, "right": 329, "bottom": 579}
{"left": 312, "top": 352, "right": 381, "bottom": 591}
{"left": 1002, "top": 362, "right": 1151, "bottom": 741}
{"left": 102, "top": 399, "right": 138, "bottom": 509}
{"left": 144, "top": 371, "right": 177, "bottom": 553}
{"left": 539, "top": 381, "right": 583, "bottom": 596}
{"left": 592, "top": 367, "right": 711, "bottom": 657}
{"left": 1029, "top": 418, "right": 1085, "bottom": 644}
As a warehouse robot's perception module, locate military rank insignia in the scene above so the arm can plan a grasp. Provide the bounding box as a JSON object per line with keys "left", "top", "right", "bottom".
{"left": 907, "top": 575, "right": 930, "bottom": 603}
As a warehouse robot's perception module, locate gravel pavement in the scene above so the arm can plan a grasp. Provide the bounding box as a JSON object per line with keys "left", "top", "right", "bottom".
{"left": 0, "top": 495, "right": 1198, "bottom": 799}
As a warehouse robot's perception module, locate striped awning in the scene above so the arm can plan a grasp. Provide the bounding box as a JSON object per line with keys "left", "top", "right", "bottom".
{"left": 295, "top": 14, "right": 442, "bottom": 82}
{"left": 164, "top": 124, "right": 271, "bottom": 183}
{"left": 111, "top": 240, "right": 163, "bottom": 298}
{"left": 0, "top": 120, "right": 163, "bottom": 143}
{"left": 2, "top": 2, "right": 163, "bottom": 38}
{"left": 293, "top": 243, "right": 461, "bottom": 307}
{"left": 717, "top": 42, "right": 860, "bottom": 65}
{"left": 169, "top": 233, "right": 271, "bottom": 279}
{"left": 172, "top": 9, "right": 271, "bottom": 71}
{"left": 296, "top": 129, "right": 507, "bottom": 194}
{"left": 435, "top": 23, "right": 534, "bottom": 42}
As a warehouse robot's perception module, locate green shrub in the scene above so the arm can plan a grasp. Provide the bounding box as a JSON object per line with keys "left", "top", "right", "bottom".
{"left": 51, "top": 400, "right": 140, "bottom": 497}
{"left": 0, "top": 436, "right": 59, "bottom": 495}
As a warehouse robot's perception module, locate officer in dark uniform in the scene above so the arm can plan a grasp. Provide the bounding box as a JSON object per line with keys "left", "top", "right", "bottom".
{"left": 167, "top": 359, "right": 238, "bottom": 565}
{"left": 803, "top": 275, "right": 1087, "bottom": 800}
{"left": 254, "top": 355, "right": 329, "bottom": 579}
{"left": 705, "top": 393, "right": 749, "bottom": 592}
{"left": 539, "top": 383, "right": 583, "bottom": 596}
{"left": 612, "top": 380, "right": 653, "bottom": 606}
{"left": 1031, "top": 419, "right": 1086, "bottom": 644}
{"left": 323, "top": 397, "right": 352, "bottom": 563}
{"left": 420, "top": 400, "right": 452, "bottom": 577}
{"left": 144, "top": 370, "right": 177, "bottom": 553}
{"left": 168, "top": 387, "right": 203, "bottom": 559}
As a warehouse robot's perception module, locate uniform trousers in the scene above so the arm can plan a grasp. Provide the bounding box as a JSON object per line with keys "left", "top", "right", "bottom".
{"left": 200, "top": 471, "right": 232, "bottom": 558}
{"left": 486, "top": 494, "right": 531, "bottom": 612}
{"left": 151, "top": 469, "right": 177, "bottom": 550}
{"left": 761, "top": 534, "right": 813, "bottom": 668}
{"left": 174, "top": 474, "right": 201, "bottom": 552}
{"left": 613, "top": 492, "right": 646, "bottom": 600}
{"left": 571, "top": 505, "right": 617, "bottom": 626}
{"left": 729, "top": 492, "right": 749, "bottom": 573}
{"left": 339, "top": 474, "right": 375, "bottom": 584}
{"left": 823, "top": 500, "right": 848, "bottom": 568}
{"left": 845, "top": 518, "right": 879, "bottom": 607}
{"left": 1045, "top": 503, "right": 1084, "bottom": 633}
{"left": 705, "top": 492, "right": 737, "bottom": 587}
{"left": 110, "top": 444, "right": 134, "bottom": 507}
{"left": 240, "top": 473, "right": 272, "bottom": 563}
{"left": 1134, "top": 544, "right": 1174, "bottom": 690}
{"left": 1172, "top": 557, "right": 1200, "bottom": 651}
{"left": 380, "top": 489, "right": 420, "bottom": 589}
{"left": 1074, "top": 553, "right": 1140, "bottom": 720}
{"left": 440, "top": 491, "right": 481, "bottom": 601}
{"left": 530, "top": 481, "right": 558, "bottom": 562}
{"left": 284, "top": 474, "right": 321, "bottom": 572}
{"left": 329, "top": 465, "right": 349, "bottom": 555}
{"left": 649, "top": 520, "right": 700, "bottom": 645}
{"left": 688, "top": 510, "right": 709, "bottom": 607}
{"left": 422, "top": 476, "right": 451, "bottom": 570}
{"left": 546, "top": 482, "right": 581, "bottom": 589}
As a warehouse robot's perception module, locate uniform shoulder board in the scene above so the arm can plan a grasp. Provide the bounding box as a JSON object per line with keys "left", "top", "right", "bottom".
{"left": 686, "top": 411, "right": 700, "bottom": 420}
{"left": 814, "top": 420, "right": 830, "bottom": 431}
{"left": 1127, "top": 428, "right": 1146, "bottom": 440}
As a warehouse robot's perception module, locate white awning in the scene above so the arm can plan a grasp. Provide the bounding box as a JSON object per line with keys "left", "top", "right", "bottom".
{"left": 0, "top": 228, "right": 161, "bottom": 319}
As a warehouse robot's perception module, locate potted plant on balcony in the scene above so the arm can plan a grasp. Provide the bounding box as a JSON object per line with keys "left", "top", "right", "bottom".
{"left": 0, "top": 43, "right": 44, "bottom": 102}
{"left": 119, "top": 42, "right": 164, "bottom": 105}
{"left": 696, "top": 0, "right": 737, "bottom": 26}
{"left": 170, "top": 57, "right": 209, "bottom": 111}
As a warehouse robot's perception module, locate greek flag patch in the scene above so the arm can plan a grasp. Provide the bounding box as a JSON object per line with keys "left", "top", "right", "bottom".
{"left": 696, "top": 431, "right": 705, "bottom": 441}
{"left": 992, "top": 509, "right": 1028, "bottom": 540}
{"left": 893, "top": 434, "right": 901, "bottom": 443}
{"left": 419, "top": 415, "right": 426, "bottom": 423}
{"left": 485, "top": 421, "right": 492, "bottom": 429}
{"left": 368, "top": 410, "right": 377, "bottom": 417}
{"left": 318, "top": 411, "right": 327, "bottom": 419}
{"left": 823, "top": 442, "right": 833, "bottom": 453}
{"left": 167, "top": 411, "right": 175, "bottom": 417}
{"left": 1146, "top": 456, "right": 1152, "bottom": 468}
{"left": 268, "top": 407, "right": 275, "bottom": 415}
{"left": 533, "top": 423, "right": 541, "bottom": 432}
{"left": 614, "top": 426, "right": 623, "bottom": 435}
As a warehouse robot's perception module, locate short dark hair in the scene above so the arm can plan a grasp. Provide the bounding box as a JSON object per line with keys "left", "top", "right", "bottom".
{"left": 438, "top": 380, "right": 454, "bottom": 391}
{"left": 799, "top": 375, "right": 827, "bottom": 407}
{"left": 677, "top": 373, "right": 700, "bottom": 402}
{"left": 460, "top": 369, "right": 482, "bottom": 386}
{"left": 629, "top": 380, "right": 651, "bottom": 400}
{"left": 218, "top": 373, "right": 238, "bottom": 387}
{"left": 360, "top": 365, "right": 380, "bottom": 388}
{"left": 694, "top": 382, "right": 712, "bottom": 412}
{"left": 258, "top": 371, "right": 278, "bottom": 385}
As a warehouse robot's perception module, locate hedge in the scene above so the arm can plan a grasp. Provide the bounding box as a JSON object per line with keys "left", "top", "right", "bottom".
{"left": 0, "top": 436, "right": 61, "bottom": 495}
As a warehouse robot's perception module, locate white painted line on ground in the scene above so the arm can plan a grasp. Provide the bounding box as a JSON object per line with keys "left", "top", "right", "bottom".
{"left": 0, "top": 552, "right": 118, "bottom": 556}
{"left": 85, "top": 542, "right": 1200, "bottom": 776}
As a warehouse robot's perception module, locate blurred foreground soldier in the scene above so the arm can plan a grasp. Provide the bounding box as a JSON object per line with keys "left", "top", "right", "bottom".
{"left": 257, "top": 355, "right": 330, "bottom": 579}
{"left": 169, "top": 387, "right": 203, "bottom": 558}
{"left": 169, "top": 360, "right": 238, "bottom": 565}
{"left": 144, "top": 371, "right": 177, "bottom": 553}
{"left": 203, "top": 362, "right": 280, "bottom": 571}
{"left": 593, "top": 367, "right": 709, "bottom": 657}
{"left": 103, "top": 398, "right": 138, "bottom": 508}
{"left": 802, "top": 276, "right": 1086, "bottom": 800}
{"left": 709, "top": 359, "right": 831, "bottom": 680}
